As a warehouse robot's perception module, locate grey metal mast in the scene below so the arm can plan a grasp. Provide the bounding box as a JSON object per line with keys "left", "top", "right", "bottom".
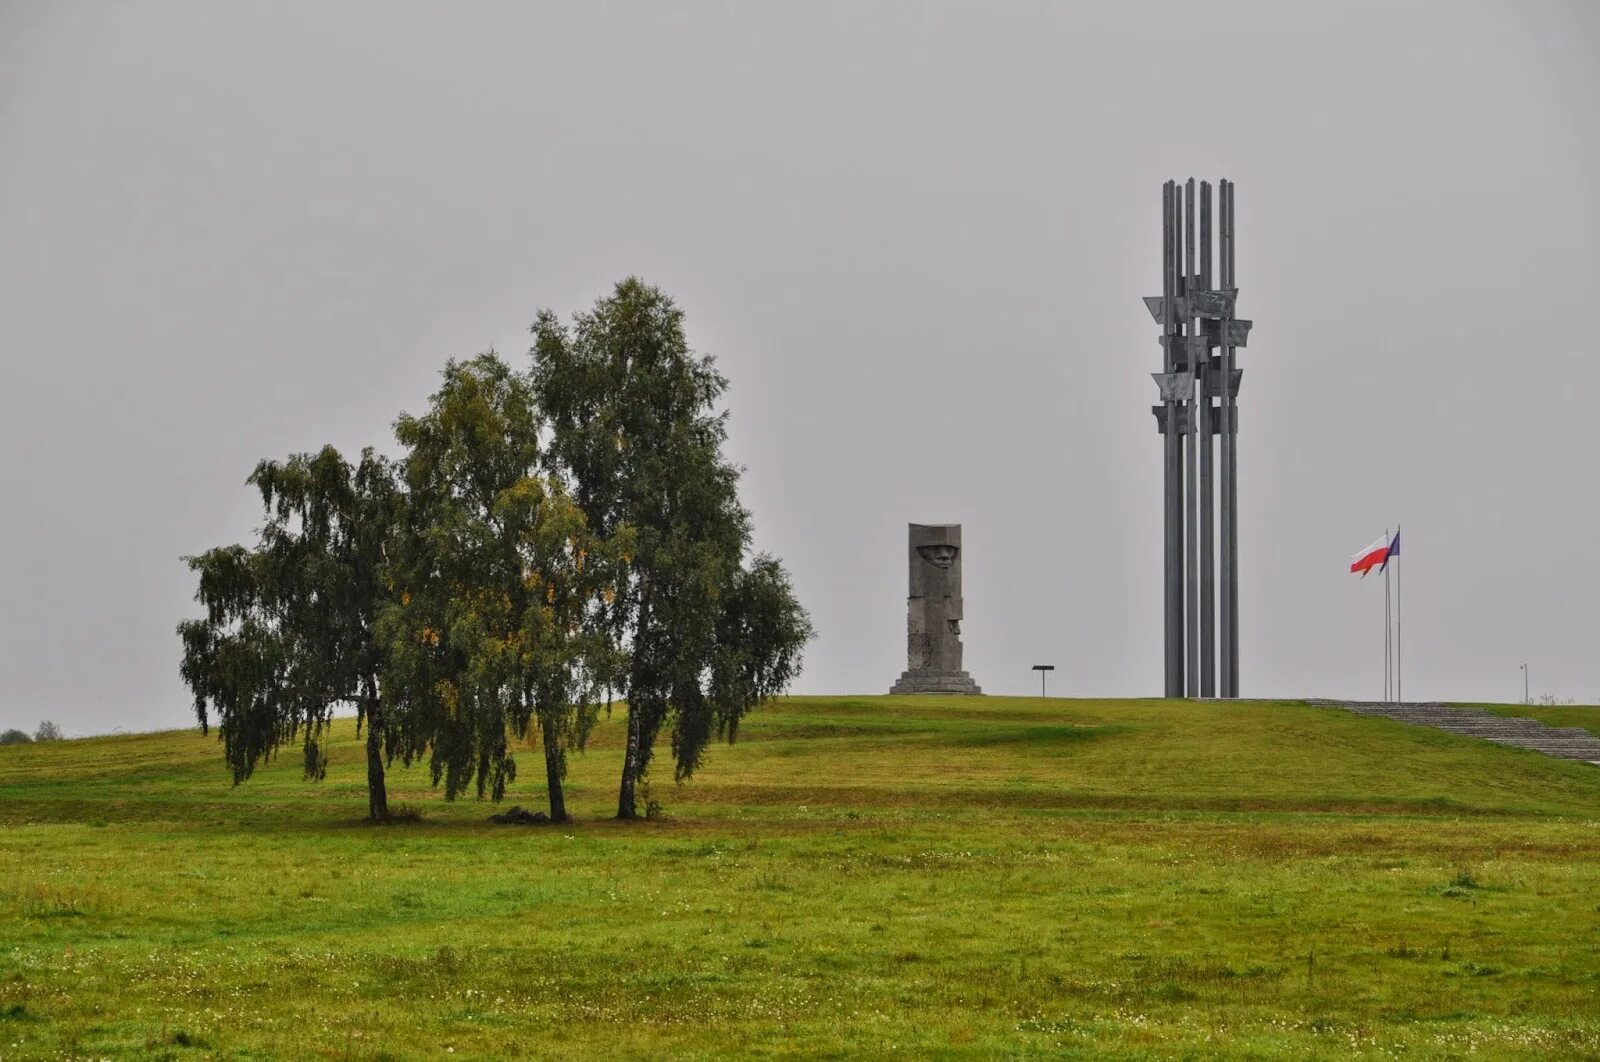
{"left": 1224, "top": 179, "right": 1241, "bottom": 696}
{"left": 1198, "top": 181, "right": 1215, "bottom": 698}
{"left": 1160, "top": 181, "right": 1185, "bottom": 697}
{"left": 1214, "top": 180, "right": 1239, "bottom": 696}
{"left": 1216, "top": 179, "right": 1234, "bottom": 697}
{"left": 1183, "top": 178, "right": 1200, "bottom": 697}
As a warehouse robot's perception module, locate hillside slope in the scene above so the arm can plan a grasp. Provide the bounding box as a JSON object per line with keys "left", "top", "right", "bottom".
{"left": 3, "top": 696, "right": 1598, "bottom": 1058}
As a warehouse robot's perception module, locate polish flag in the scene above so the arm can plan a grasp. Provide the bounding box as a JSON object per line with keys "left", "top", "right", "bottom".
{"left": 1349, "top": 533, "right": 1392, "bottom": 577}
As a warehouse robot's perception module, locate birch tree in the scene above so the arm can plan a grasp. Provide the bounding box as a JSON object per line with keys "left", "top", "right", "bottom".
{"left": 178, "top": 446, "right": 402, "bottom": 819}
{"left": 530, "top": 279, "right": 813, "bottom": 819}
{"left": 381, "top": 353, "right": 629, "bottom": 820}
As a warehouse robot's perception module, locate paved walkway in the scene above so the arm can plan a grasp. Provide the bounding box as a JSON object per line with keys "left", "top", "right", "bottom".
{"left": 1306, "top": 700, "right": 1600, "bottom": 766}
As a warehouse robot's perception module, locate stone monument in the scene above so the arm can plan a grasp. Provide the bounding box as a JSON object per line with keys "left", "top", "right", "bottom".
{"left": 889, "top": 523, "right": 982, "bottom": 695}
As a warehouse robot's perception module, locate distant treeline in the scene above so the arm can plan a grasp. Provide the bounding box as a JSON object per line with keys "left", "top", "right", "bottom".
{"left": 178, "top": 279, "right": 812, "bottom": 822}
{"left": 0, "top": 721, "right": 63, "bottom": 745}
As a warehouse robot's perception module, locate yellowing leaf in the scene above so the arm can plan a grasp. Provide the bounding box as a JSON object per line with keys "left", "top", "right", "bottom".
{"left": 435, "top": 680, "right": 458, "bottom": 719}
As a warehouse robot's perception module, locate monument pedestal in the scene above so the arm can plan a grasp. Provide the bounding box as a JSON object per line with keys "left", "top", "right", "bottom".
{"left": 889, "top": 670, "right": 982, "bottom": 695}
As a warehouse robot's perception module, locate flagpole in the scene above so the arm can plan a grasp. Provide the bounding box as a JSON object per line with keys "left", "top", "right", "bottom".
{"left": 1384, "top": 529, "right": 1392, "bottom": 702}
{"left": 1396, "top": 523, "right": 1402, "bottom": 703}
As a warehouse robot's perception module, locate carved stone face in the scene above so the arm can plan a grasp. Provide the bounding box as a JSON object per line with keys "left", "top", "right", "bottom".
{"left": 916, "top": 544, "right": 958, "bottom": 570}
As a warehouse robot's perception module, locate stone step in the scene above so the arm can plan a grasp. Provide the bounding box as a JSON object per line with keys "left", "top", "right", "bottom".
{"left": 889, "top": 670, "right": 983, "bottom": 695}
{"left": 1304, "top": 699, "right": 1600, "bottom": 767}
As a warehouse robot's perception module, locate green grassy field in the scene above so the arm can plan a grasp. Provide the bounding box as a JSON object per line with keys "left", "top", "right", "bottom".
{"left": 3, "top": 696, "right": 1599, "bottom": 1059}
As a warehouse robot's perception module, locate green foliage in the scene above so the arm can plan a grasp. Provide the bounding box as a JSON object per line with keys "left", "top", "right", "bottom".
{"left": 176, "top": 278, "right": 807, "bottom": 822}
{"left": 381, "top": 353, "right": 631, "bottom": 818}
{"left": 0, "top": 728, "right": 30, "bottom": 745}
{"left": 177, "top": 445, "right": 401, "bottom": 818}
{"left": 530, "top": 278, "right": 813, "bottom": 816}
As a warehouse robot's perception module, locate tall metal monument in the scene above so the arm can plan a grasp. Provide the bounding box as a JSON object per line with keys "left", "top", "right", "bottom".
{"left": 1145, "top": 178, "right": 1252, "bottom": 698}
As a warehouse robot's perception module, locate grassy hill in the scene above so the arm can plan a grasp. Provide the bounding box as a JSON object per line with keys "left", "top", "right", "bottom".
{"left": 3, "top": 696, "right": 1599, "bottom": 1058}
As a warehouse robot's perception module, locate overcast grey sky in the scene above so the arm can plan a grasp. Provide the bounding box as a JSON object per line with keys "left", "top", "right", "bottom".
{"left": 3, "top": 1, "right": 1597, "bottom": 735}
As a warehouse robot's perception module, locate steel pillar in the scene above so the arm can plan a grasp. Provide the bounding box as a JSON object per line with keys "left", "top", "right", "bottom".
{"left": 1183, "top": 178, "right": 1200, "bottom": 697}
{"left": 1222, "top": 179, "right": 1241, "bottom": 697}
{"left": 1198, "top": 181, "right": 1215, "bottom": 698}
{"left": 1161, "top": 182, "right": 1184, "bottom": 697}
{"left": 1216, "top": 180, "right": 1235, "bottom": 697}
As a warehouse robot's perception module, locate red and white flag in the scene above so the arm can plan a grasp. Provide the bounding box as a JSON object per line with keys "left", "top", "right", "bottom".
{"left": 1349, "top": 532, "right": 1392, "bottom": 577}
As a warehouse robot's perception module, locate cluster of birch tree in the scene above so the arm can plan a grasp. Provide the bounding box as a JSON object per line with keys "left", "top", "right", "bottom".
{"left": 178, "top": 280, "right": 811, "bottom": 822}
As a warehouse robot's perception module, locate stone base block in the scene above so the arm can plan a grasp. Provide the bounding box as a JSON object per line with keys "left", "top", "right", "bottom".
{"left": 889, "top": 670, "right": 983, "bottom": 695}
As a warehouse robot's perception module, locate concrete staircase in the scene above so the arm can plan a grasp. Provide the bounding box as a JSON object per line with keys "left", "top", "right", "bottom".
{"left": 1307, "top": 700, "right": 1600, "bottom": 766}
